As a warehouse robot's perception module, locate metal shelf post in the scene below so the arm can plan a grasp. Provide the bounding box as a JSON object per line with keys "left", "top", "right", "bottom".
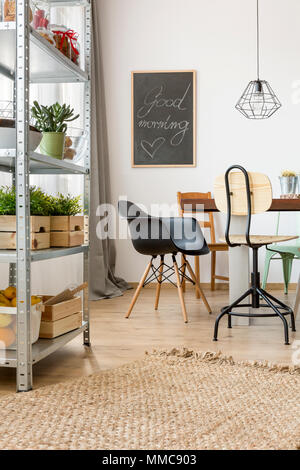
{"left": 16, "top": 0, "right": 32, "bottom": 392}
{"left": 83, "top": 1, "right": 91, "bottom": 346}
{"left": 9, "top": 171, "right": 16, "bottom": 287}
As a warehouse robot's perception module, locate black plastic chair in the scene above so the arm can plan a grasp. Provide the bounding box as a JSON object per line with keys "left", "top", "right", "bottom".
{"left": 213, "top": 165, "right": 297, "bottom": 345}
{"left": 118, "top": 200, "right": 212, "bottom": 322}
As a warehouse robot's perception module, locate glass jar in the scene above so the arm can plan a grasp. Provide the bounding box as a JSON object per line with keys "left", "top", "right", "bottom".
{"left": 2, "top": 1, "right": 33, "bottom": 23}
{"left": 51, "top": 25, "right": 71, "bottom": 59}
{"left": 2, "top": 0, "right": 16, "bottom": 22}
{"left": 71, "top": 38, "right": 80, "bottom": 65}
{"left": 31, "top": 2, "right": 50, "bottom": 30}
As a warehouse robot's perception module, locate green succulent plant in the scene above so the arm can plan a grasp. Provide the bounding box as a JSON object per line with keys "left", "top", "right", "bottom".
{"left": 281, "top": 170, "right": 297, "bottom": 177}
{"left": 0, "top": 186, "right": 16, "bottom": 215}
{"left": 49, "top": 193, "right": 82, "bottom": 216}
{"left": 30, "top": 187, "right": 53, "bottom": 216}
{"left": 0, "top": 186, "right": 52, "bottom": 216}
{"left": 31, "top": 101, "right": 79, "bottom": 133}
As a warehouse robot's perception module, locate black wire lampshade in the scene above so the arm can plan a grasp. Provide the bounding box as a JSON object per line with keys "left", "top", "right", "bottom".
{"left": 235, "top": 1, "right": 282, "bottom": 119}
{"left": 235, "top": 79, "right": 281, "bottom": 120}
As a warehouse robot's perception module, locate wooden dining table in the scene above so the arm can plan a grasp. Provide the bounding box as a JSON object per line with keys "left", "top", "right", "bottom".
{"left": 180, "top": 197, "right": 300, "bottom": 326}
{"left": 180, "top": 198, "right": 300, "bottom": 213}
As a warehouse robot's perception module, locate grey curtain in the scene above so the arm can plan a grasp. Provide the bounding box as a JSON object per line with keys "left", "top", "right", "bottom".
{"left": 89, "top": 1, "right": 130, "bottom": 300}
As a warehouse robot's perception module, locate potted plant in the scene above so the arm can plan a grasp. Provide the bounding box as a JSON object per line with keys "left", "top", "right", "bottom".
{"left": 49, "top": 194, "right": 86, "bottom": 247}
{"left": 0, "top": 186, "right": 51, "bottom": 250}
{"left": 31, "top": 101, "right": 79, "bottom": 159}
{"left": 279, "top": 170, "right": 299, "bottom": 196}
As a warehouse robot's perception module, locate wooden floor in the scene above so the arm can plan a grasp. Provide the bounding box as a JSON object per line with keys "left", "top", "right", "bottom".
{"left": 0, "top": 286, "right": 299, "bottom": 395}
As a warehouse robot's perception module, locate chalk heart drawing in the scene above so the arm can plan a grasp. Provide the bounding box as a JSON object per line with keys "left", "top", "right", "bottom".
{"left": 141, "top": 137, "right": 165, "bottom": 159}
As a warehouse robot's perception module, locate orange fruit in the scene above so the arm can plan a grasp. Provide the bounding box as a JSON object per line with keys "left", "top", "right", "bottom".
{"left": 4, "top": 286, "right": 16, "bottom": 300}
{"left": 0, "top": 327, "right": 16, "bottom": 348}
{"left": 0, "top": 294, "right": 11, "bottom": 306}
{"left": 10, "top": 297, "right": 17, "bottom": 308}
{"left": 31, "top": 296, "right": 42, "bottom": 306}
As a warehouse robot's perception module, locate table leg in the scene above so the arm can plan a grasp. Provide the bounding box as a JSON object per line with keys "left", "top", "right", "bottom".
{"left": 294, "top": 273, "right": 300, "bottom": 322}
{"left": 229, "top": 216, "right": 250, "bottom": 326}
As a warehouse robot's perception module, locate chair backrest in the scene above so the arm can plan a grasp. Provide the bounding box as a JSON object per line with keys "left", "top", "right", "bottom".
{"left": 118, "top": 200, "right": 209, "bottom": 256}
{"left": 177, "top": 191, "right": 216, "bottom": 243}
{"left": 214, "top": 171, "right": 272, "bottom": 215}
{"left": 118, "top": 200, "right": 177, "bottom": 256}
{"left": 118, "top": 200, "right": 148, "bottom": 219}
{"left": 213, "top": 165, "right": 272, "bottom": 247}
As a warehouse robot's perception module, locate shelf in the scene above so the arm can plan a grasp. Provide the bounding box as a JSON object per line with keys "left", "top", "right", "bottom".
{"left": 49, "top": 0, "right": 90, "bottom": 5}
{"left": 0, "top": 245, "right": 89, "bottom": 264}
{"left": 0, "top": 322, "right": 88, "bottom": 368}
{"left": 31, "top": 245, "right": 89, "bottom": 261}
{"left": 0, "top": 150, "right": 87, "bottom": 175}
{"left": 0, "top": 23, "right": 89, "bottom": 83}
{"left": 0, "top": 250, "right": 17, "bottom": 263}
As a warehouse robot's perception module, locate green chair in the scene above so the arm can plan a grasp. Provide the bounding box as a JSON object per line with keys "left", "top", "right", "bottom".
{"left": 262, "top": 213, "right": 300, "bottom": 294}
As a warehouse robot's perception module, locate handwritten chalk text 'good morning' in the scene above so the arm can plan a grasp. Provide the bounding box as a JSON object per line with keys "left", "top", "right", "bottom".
{"left": 137, "top": 115, "right": 189, "bottom": 146}
{"left": 137, "top": 83, "right": 191, "bottom": 118}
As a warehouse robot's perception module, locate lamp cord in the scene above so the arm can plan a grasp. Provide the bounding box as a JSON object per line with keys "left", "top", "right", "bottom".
{"left": 257, "top": 0, "right": 260, "bottom": 79}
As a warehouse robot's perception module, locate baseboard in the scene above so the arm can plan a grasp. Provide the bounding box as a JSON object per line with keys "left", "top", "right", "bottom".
{"left": 128, "top": 282, "right": 228, "bottom": 290}
{"left": 128, "top": 282, "right": 297, "bottom": 291}
{"left": 266, "top": 282, "right": 297, "bottom": 291}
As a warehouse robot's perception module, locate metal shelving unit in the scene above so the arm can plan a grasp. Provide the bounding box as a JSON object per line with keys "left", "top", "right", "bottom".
{"left": 0, "top": 0, "right": 91, "bottom": 391}
{"left": 0, "top": 150, "right": 88, "bottom": 174}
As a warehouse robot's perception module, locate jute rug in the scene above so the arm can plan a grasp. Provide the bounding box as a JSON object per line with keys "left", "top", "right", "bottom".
{"left": 0, "top": 349, "right": 299, "bottom": 450}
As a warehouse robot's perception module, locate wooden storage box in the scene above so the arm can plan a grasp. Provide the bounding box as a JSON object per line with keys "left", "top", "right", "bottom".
{"left": 0, "top": 232, "right": 50, "bottom": 250}
{"left": 41, "top": 295, "right": 82, "bottom": 322}
{"left": 39, "top": 312, "right": 82, "bottom": 339}
{"left": 50, "top": 215, "right": 87, "bottom": 247}
{"left": 0, "top": 215, "right": 50, "bottom": 250}
{"left": 50, "top": 215, "right": 84, "bottom": 232}
{"left": 50, "top": 230, "right": 84, "bottom": 247}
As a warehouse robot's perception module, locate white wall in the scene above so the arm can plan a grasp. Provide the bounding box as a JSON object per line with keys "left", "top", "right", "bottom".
{"left": 100, "top": 0, "right": 300, "bottom": 283}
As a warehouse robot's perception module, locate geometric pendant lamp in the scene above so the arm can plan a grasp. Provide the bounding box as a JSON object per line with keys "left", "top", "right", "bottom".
{"left": 235, "top": 0, "right": 281, "bottom": 119}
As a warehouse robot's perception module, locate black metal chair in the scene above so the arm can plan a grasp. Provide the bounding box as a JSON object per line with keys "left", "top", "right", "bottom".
{"left": 213, "top": 165, "right": 297, "bottom": 345}
{"left": 118, "top": 200, "right": 212, "bottom": 322}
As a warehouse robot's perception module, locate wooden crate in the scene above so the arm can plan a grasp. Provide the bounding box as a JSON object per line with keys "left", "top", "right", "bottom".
{"left": 50, "top": 230, "right": 84, "bottom": 247}
{"left": 39, "top": 312, "right": 82, "bottom": 339}
{"left": 50, "top": 215, "right": 84, "bottom": 232}
{"left": 0, "top": 215, "right": 50, "bottom": 250}
{"left": 40, "top": 296, "right": 82, "bottom": 322}
{"left": 0, "top": 232, "right": 50, "bottom": 250}
{"left": 0, "top": 215, "right": 50, "bottom": 233}
{"left": 50, "top": 215, "right": 87, "bottom": 247}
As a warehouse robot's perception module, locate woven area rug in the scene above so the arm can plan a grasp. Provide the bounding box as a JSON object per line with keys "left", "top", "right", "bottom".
{"left": 0, "top": 349, "right": 299, "bottom": 450}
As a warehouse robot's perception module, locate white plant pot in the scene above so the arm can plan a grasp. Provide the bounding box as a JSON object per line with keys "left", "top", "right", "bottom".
{"left": 0, "top": 128, "right": 42, "bottom": 152}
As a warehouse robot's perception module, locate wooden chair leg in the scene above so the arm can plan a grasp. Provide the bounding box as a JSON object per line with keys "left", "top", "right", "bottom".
{"left": 181, "top": 254, "right": 186, "bottom": 292}
{"left": 195, "top": 256, "right": 200, "bottom": 299}
{"left": 125, "top": 261, "right": 152, "bottom": 319}
{"left": 173, "top": 256, "right": 188, "bottom": 323}
{"left": 185, "top": 258, "right": 212, "bottom": 314}
{"left": 155, "top": 256, "right": 164, "bottom": 310}
{"left": 211, "top": 251, "right": 216, "bottom": 291}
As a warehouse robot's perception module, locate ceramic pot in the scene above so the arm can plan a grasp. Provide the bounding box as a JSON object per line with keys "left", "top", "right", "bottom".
{"left": 39, "top": 132, "right": 65, "bottom": 159}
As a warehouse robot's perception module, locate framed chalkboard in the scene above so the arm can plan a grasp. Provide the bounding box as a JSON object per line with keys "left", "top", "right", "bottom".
{"left": 132, "top": 70, "right": 196, "bottom": 167}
